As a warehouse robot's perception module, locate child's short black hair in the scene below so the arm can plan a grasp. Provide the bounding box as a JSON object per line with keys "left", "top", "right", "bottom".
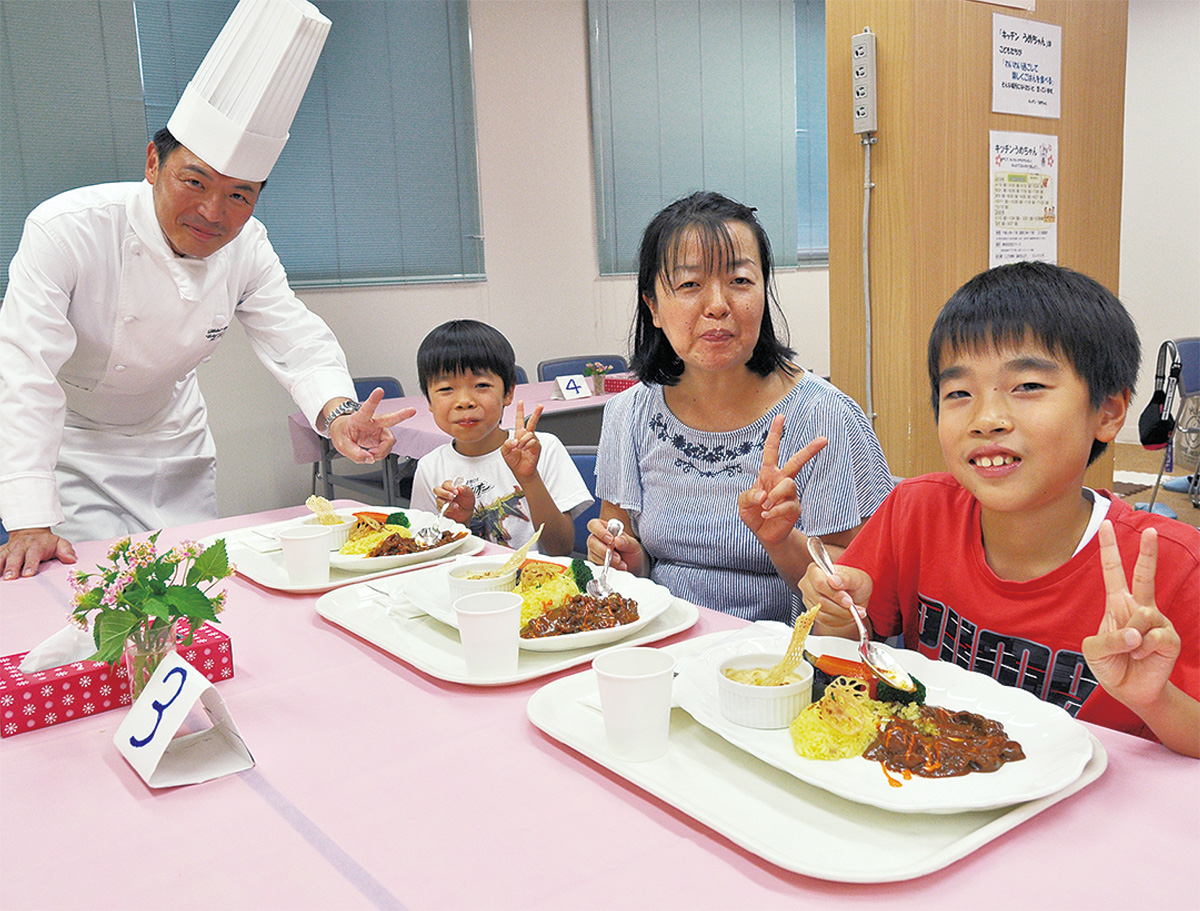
{"left": 417, "top": 320, "right": 518, "bottom": 397}
{"left": 928, "top": 261, "right": 1139, "bottom": 465}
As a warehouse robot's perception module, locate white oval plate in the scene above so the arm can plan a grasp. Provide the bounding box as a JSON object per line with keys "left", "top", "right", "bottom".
{"left": 673, "top": 633, "right": 1094, "bottom": 814}
{"left": 329, "top": 509, "right": 471, "bottom": 572}
{"left": 401, "top": 555, "right": 674, "bottom": 651}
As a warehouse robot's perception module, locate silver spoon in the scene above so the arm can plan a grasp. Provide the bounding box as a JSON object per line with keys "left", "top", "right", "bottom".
{"left": 416, "top": 475, "right": 464, "bottom": 547}
{"left": 586, "top": 518, "right": 624, "bottom": 598}
{"left": 806, "top": 536, "right": 916, "bottom": 692}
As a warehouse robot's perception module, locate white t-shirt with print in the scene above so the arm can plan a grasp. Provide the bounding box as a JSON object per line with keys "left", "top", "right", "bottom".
{"left": 411, "top": 431, "right": 592, "bottom": 550}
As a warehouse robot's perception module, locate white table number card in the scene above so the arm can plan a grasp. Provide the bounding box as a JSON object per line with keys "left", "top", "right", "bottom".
{"left": 552, "top": 374, "right": 592, "bottom": 401}
{"left": 114, "top": 651, "right": 254, "bottom": 788}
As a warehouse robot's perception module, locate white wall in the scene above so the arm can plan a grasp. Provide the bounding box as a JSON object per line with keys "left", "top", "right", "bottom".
{"left": 198, "top": 0, "right": 830, "bottom": 517}
{"left": 1119, "top": 0, "right": 1200, "bottom": 444}
{"left": 200, "top": 0, "right": 1196, "bottom": 517}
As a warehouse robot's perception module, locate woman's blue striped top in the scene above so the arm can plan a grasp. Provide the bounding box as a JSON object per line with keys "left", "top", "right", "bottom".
{"left": 596, "top": 375, "right": 894, "bottom": 623}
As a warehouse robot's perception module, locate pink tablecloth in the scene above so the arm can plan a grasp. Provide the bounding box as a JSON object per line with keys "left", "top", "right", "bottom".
{"left": 288, "top": 380, "right": 615, "bottom": 465}
{"left": 1, "top": 504, "right": 1197, "bottom": 910}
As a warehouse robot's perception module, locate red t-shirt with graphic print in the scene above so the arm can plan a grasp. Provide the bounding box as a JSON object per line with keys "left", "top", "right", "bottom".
{"left": 841, "top": 473, "right": 1200, "bottom": 740}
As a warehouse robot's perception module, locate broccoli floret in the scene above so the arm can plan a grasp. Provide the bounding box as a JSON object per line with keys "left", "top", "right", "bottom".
{"left": 570, "top": 558, "right": 594, "bottom": 591}
{"left": 877, "top": 673, "right": 926, "bottom": 706}
{"left": 385, "top": 511, "right": 410, "bottom": 528}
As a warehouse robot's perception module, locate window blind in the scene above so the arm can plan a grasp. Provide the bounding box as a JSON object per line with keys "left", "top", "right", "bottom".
{"left": 135, "top": 0, "right": 484, "bottom": 286}
{"left": 589, "top": 0, "right": 827, "bottom": 275}
{"left": 795, "top": 0, "right": 827, "bottom": 260}
{"left": 0, "top": 1, "right": 146, "bottom": 296}
{"left": 0, "top": 0, "right": 484, "bottom": 292}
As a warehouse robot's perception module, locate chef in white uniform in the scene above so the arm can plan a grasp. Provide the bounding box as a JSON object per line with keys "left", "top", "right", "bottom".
{"left": 0, "top": 0, "right": 412, "bottom": 580}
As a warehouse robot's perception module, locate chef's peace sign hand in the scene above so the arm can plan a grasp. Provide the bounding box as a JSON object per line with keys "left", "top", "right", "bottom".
{"left": 500, "top": 400, "right": 544, "bottom": 481}
{"left": 329, "top": 387, "right": 416, "bottom": 464}
{"left": 1082, "top": 521, "right": 1181, "bottom": 710}
{"left": 737, "top": 414, "right": 828, "bottom": 546}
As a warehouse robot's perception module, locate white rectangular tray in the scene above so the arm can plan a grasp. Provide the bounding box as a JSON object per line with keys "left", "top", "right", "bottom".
{"left": 314, "top": 580, "right": 700, "bottom": 686}
{"left": 526, "top": 634, "right": 1107, "bottom": 882}
{"left": 201, "top": 522, "right": 484, "bottom": 594}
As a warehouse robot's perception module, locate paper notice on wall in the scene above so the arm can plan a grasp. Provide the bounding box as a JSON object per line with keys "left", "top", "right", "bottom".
{"left": 990, "top": 131, "right": 1057, "bottom": 267}
{"left": 993, "top": 13, "right": 1061, "bottom": 118}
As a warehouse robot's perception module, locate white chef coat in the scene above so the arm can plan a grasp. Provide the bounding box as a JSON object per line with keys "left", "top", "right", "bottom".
{"left": 0, "top": 181, "right": 355, "bottom": 541}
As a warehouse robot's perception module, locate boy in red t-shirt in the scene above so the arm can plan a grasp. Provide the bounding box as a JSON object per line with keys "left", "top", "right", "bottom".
{"left": 798, "top": 262, "right": 1198, "bottom": 756}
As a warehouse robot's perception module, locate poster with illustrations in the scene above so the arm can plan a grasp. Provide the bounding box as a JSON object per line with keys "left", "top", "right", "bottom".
{"left": 990, "top": 131, "right": 1058, "bottom": 267}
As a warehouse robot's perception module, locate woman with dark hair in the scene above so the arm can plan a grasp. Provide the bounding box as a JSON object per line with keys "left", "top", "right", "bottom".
{"left": 589, "top": 192, "right": 893, "bottom": 623}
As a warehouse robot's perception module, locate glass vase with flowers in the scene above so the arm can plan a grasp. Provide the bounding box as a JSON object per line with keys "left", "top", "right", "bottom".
{"left": 582, "top": 362, "right": 615, "bottom": 394}
{"left": 69, "top": 533, "right": 233, "bottom": 699}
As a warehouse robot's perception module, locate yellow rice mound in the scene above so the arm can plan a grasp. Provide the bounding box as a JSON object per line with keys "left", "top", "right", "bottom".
{"left": 339, "top": 524, "right": 412, "bottom": 556}
{"left": 516, "top": 563, "right": 580, "bottom": 625}
{"left": 789, "top": 677, "right": 917, "bottom": 761}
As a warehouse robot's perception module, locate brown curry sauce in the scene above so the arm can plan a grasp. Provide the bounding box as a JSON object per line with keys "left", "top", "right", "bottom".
{"left": 863, "top": 705, "right": 1026, "bottom": 781}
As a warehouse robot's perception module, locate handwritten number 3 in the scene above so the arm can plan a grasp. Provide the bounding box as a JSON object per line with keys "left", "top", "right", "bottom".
{"left": 128, "top": 666, "right": 188, "bottom": 748}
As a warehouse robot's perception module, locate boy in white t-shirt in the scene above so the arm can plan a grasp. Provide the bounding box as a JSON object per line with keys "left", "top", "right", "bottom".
{"left": 411, "top": 320, "right": 592, "bottom": 555}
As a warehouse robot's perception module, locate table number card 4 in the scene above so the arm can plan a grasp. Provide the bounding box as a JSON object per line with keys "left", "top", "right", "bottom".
{"left": 114, "top": 651, "right": 254, "bottom": 787}
{"left": 552, "top": 374, "right": 592, "bottom": 400}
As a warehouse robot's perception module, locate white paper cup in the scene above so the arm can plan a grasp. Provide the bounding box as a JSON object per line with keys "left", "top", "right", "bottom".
{"left": 592, "top": 647, "right": 676, "bottom": 762}
{"left": 454, "top": 591, "right": 522, "bottom": 678}
{"left": 278, "top": 525, "right": 333, "bottom": 587}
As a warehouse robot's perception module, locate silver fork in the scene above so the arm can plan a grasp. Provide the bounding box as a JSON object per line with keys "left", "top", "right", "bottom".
{"left": 586, "top": 518, "right": 624, "bottom": 598}
{"left": 415, "top": 475, "right": 464, "bottom": 547}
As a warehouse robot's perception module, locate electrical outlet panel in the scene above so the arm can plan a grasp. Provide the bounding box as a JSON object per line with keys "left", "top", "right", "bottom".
{"left": 851, "top": 28, "right": 877, "bottom": 134}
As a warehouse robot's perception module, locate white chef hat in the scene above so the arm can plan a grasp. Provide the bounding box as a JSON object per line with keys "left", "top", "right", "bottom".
{"left": 166, "top": 0, "right": 331, "bottom": 182}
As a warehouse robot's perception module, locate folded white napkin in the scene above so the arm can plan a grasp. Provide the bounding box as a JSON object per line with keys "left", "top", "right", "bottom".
{"left": 18, "top": 624, "right": 97, "bottom": 674}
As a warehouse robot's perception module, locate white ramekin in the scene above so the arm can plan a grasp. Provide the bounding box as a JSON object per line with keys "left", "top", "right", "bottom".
{"left": 299, "top": 513, "right": 357, "bottom": 550}
{"left": 445, "top": 556, "right": 519, "bottom": 600}
{"left": 717, "top": 652, "right": 814, "bottom": 729}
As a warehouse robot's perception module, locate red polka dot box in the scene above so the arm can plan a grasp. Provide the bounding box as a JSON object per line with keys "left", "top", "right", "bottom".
{"left": 601, "top": 373, "right": 638, "bottom": 395}
{"left": 0, "top": 621, "right": 233, "bottom": 738}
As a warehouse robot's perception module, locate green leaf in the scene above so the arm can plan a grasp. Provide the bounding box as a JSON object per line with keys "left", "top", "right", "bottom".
{"left": 164, "top": 587, "right": 217, "bottom": 621}
{"left": 75, "top": 588, "right": 103, "bottom": 612}
{"left": 93, "top": 611, "right": 142, "bottom": 664}
{"left": 189, "top": 538, "right": 229, "bottom": 584}
{"left": 142, "top": 596, "right": 170, "bottom": 621}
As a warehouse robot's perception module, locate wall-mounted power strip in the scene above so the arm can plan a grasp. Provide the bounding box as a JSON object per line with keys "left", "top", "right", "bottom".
{"left": 851, "top": 28, "right": 877, "bottom": 134}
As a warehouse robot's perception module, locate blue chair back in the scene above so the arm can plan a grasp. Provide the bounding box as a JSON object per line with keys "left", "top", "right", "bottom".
{"left": 514, "top": 365, "right": 529, "bottom": 385}
{"left": 1177, "top": 338, "right": 1200, "bottom": 398}
{"left": 537, "top": 355, "right": 628, "bottom": 382}
{"left": 566, "top": 445, "right": 601, "bottom": 558}
{"left": 0, "top": 518, "right": 6, "bottom": 546}
{"left": 354, "top": 376, "right": 404, "bottom": 400}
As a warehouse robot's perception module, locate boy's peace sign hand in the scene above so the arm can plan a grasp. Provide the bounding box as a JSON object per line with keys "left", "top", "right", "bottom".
{"left": 737, "top": 414, "right": 827, "bottom": 546}
{"left": 500, "top": 401, "right": 545, "bottom": 481}
{"left": 1082, "top": 521, "right": 1181, "bottom": 710}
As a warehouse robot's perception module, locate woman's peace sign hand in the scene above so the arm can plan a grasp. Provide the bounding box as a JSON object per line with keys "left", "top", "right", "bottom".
{"left": 737, "top": 414, "right": 827, "bottom": 546}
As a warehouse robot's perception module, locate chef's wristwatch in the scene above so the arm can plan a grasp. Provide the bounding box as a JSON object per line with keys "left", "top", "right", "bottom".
{"left": 323, "top": 399, "right": 361, "bottom": 434}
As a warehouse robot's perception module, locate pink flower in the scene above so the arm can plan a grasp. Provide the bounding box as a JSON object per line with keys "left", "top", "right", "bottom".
{"left": 106, "top": 537, "right": 131, "bottom": 561}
